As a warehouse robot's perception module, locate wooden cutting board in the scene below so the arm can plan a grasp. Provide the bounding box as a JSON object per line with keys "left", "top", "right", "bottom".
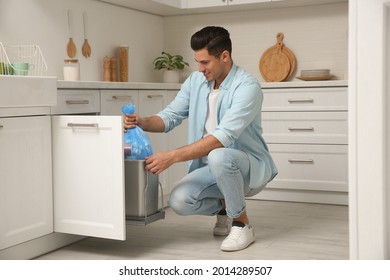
{"left": 259, "top": 33, "right": 296, "bottom": 82}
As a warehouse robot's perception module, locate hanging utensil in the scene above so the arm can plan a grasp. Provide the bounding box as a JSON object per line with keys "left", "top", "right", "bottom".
{"left": 82, "top": 12, "right": 91, "bottom": 58}
{"left": 66, "top": 9, "right": 77, "bottom": 58}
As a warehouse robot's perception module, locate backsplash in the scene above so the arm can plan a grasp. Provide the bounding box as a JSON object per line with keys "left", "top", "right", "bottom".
{"left": 162, "top": 2, "right": 348, "bottom": 83}
{"left": 0, "top": 0, "right": 347, "bottom": 83}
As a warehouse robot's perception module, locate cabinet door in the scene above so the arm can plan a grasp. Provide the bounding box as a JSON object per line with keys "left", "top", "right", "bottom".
{"left": 100, "top": 90, "right": 139, "bottom": 116}
{"left": 186, "top": 0, "right": 227, "bottom": 8}
{"left": 0, "top": 116, "right": 52, "bottom": 250}
{"left": 230, "top": 0, "right": 269, "bottom": 5}
{"left": 52, "top": 116, "right": 126, "bottom": 240}
{"left": 138, "top": 91, "right": 170, "bottom": 201}
{"left": 166, "top": 90, "right": 189, "bottom": 188}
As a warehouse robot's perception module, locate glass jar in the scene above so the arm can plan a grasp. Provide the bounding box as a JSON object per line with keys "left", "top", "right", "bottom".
{"left": 63, "top": 59, "right": 80, "bottom": 81}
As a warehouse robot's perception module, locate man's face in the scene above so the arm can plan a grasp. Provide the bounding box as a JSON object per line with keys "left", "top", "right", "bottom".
{"left": 194, "top": 49, "right": 227, "bottom": 83}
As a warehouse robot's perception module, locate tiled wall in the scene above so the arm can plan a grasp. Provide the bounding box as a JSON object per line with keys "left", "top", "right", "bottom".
{"left": 163, "top": 2, "right": 348, "bottom": 83}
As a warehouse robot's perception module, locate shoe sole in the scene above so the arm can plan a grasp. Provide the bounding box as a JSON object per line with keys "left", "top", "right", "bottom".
{"left": 213, "top": 231, "right": 230, "bottom": 236}
{"left": 220, "top": 238, "right": 255, "bottom": 252}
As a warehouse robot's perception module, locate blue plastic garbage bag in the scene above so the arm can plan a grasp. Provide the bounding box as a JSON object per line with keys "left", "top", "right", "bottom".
{"left": 122, "top": 103, "right": 153, "bottom": 160}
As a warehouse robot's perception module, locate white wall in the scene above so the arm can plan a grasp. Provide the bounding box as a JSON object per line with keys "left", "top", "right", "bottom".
{"left": 163, "top": 2, "right": 348, "bottom": 83}
{"left": 0, "top": 0, "right": 164, "bottom": 82}
{"left": 0, "top": 1, "right": 348, "bottom": 83}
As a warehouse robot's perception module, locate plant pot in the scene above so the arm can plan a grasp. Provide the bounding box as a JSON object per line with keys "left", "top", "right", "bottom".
{"left": 163, "top": 70, "right": 180, "bottom": 83}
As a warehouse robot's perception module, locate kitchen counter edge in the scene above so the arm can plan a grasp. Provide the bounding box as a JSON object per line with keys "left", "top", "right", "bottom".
{"left": 57, "top": 80, "right": 348, "bottom": 90}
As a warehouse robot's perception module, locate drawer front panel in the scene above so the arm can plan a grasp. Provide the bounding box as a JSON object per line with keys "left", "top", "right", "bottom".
{"left": 262, "top": 111, "right": 348, "bottom": 144}
{"left": 100, "top": 90, "right": 139, "bottom": 116}
{"left": 51, "top": 90, "right": 100, "bottom": 115}
{"left": 262, "top": 87, "right": 348, "bottom": 111}
{"left": 267, "top": 144, "right": 348, "bottom": 192}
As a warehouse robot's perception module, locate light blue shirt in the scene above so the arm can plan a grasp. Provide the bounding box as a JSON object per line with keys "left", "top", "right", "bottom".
{"left": 156, "top": 64, "right": 277, "bottom": 189}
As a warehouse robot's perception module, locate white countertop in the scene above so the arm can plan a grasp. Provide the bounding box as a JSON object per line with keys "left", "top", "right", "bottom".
{"left": 57, "top": 79, "right": 348, "bottom": 90}
{"left": 261, "top": 80, "right": 348, "bottom": 88}
{"left": 57, "top": 80, "right": 182, "bottom": 90}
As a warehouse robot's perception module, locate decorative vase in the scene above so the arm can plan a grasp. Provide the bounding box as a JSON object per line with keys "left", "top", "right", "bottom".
{"left": 163, "top": 70, "right": 180, "bottom": 83}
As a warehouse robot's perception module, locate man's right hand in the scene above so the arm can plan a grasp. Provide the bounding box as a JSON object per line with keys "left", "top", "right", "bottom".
{"left": 123, "top": 113, "right": 139, "bottom": 132}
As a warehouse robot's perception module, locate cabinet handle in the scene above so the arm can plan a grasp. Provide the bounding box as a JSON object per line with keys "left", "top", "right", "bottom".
{"left": 112, "top": 95, "right": 133, "bottom": 100}
{"left": 147, "top": 95, "right": 164, "bottom": 99}
{"left": 288, "top": 127, "right": 314, "bottom": 131}
{"left": 288, "top": 159, "right": 314, "bottom": 164}
{"left": 66, "top": 100, "right": 90, "bottom": 105}
{"left": 288, "top": 98, "right": 314, "bottom": 103}
{"left": 0, "top": 125, "right": 4, "bottom": 129}
{"left": 67, "top": 123, "right": 99, "bottom": 128}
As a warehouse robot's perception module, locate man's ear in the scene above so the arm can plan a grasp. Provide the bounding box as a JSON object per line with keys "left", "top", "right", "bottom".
{"left": 221, "top": 50, "right": 230, "bottom": 62}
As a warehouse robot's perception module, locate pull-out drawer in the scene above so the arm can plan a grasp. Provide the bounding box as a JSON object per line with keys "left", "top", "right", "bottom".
{"left": 266, "top": 144, "right": 348, "bottom": 192}
{"left": 51, "top": 90, "right": 100, "bottom": 115}
{"left": 262, "top": 87, "right": 347, "bottom": 112}
{"left": 52, "top": 116, "right": 164, "bottom": 241}
{"left": 262, "top": 111, "right": 348, "bottom": 144}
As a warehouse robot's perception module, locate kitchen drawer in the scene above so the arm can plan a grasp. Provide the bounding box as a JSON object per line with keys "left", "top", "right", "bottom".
{"left": 51, "top": 89, "right": 100, "bottom": 115}
{"left": 52, "top": 116, "right": 164, "bottom": 241}
{"left": 262, "top": 111, "right": 348, "bottom": 144}
{"left": 266, "top": 144, "right": 348, "bottom": 192}
{"left": 262, "top": 87, "right": 348, "bottom": 112}
{"left": 100, "top": 90, "right": 139, "bottom": 116}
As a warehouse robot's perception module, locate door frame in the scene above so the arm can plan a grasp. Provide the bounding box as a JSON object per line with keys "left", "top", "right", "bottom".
{"left": 348, "top": 0, "right": 390, "bottom": 259}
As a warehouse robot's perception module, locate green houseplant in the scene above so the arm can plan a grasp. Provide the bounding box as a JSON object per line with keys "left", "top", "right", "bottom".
{"left": 153, "top": 51, "right": 189, "bottom": 83}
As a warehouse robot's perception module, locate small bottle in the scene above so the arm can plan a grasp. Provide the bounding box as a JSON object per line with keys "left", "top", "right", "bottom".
{"left": 118, "top": 45, "right": 129, "bottom": 82}
{"left": 63, "top": 59, "right": 80, "bottom": 81}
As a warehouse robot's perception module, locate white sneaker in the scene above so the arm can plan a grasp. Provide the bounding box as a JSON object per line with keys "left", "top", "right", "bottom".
{"left": 220, "top": 225, "right": 255, "bottom": 251}
{"left": 213, "top": 215, "right": 232, "bottom": 236}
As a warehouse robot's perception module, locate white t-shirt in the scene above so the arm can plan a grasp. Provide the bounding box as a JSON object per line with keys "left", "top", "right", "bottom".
{"left": 202, "top": 87, "right": 220, "bottom": 163}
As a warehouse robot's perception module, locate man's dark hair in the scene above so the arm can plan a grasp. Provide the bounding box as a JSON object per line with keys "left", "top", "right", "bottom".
{"left": 190, "top": 26, "right": 232, "bottom": 57}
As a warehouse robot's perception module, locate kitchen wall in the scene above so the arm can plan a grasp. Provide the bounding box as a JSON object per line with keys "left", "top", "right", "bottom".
{"left": 0, "top": 0, "right": 164, "bottom": 82}
{"left": 0, "top": 0, "right": 347, "bottom": 83}
{"left": 163, "top": 2, "right": 348, "bottom": 83}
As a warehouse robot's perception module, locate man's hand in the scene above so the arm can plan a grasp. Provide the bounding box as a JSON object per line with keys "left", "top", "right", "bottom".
{"left": 145, "top": 151, "right": 175, "bottom": 175}
{"left": 123, "top": 113, "right": 139, "bottom": 131}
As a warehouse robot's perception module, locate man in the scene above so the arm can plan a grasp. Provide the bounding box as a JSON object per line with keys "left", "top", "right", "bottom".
{"left": 124, "top": 26, "right": 277, "bottom": 252}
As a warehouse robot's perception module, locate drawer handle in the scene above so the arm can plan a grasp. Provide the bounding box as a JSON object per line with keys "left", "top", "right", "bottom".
{"left": 112, "top": 95, "right": 133, "bottom": 100}
{"left": 288, "top": 127, "right": 314, "bottom": 131}
{"left": 67, "top": 123, "right": 99, "bottom": 128}
{"left": 288, "top": 98, "right": 314, "bottom": 103}
{"left": 0, "top": 125, "right": 4, "bottom": 129}
{"left": 288, "top": 159, "right": 314, "bottom": 164}
{"left": 147, "top": 95, "right": 164, "bottom": 99}
{"left": 66, "top": 100, "right": 90, "bottom": 105}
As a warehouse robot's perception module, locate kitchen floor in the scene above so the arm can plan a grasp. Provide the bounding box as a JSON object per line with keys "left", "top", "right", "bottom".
{"left": 35, "top": 200, "right": 349, "bottom": 260}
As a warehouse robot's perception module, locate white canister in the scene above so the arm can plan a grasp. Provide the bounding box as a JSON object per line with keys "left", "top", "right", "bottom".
{"left": 63, "top": 59, "right": 80, "bottom": 81}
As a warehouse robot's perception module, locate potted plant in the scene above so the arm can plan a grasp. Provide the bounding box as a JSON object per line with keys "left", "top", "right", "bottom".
{"left": 153, "top": 51, "right": 189, "bottom": 83}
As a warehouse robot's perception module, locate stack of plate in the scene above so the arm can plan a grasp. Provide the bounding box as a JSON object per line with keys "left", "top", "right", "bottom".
{"left": 297, "top": 69, "right": 332, "bottom": 81}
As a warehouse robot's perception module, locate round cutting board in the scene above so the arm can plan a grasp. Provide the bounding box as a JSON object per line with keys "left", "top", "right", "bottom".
{"left": 260, "top": 33, "right": 296, "bottom": 82}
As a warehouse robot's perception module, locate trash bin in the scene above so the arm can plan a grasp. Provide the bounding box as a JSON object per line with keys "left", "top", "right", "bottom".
{"left": 124, "top": 160, "right": 165, "bottom": 224}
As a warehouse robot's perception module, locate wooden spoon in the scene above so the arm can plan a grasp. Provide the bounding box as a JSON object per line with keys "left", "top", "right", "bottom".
{"left": 66, "top": 9, "right": 77, "bottom": 58}
{"left": 82, "top": 12, "right": 91, "bottom": 58}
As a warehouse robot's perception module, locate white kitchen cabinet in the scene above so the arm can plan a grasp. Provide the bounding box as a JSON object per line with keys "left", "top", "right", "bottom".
{"left": 186, "top": 0, "right": 269, "bottom": 8}
{"left": 51, "top": 90, "right": 100, "bottom": 115}
{"left": 254, "top": 85, "right": 348, "bottom": 205}
{"left": 0, "top": 116, "right": 53, "bottom": 250}
{"left": 52, "top": 115, "right": 127, "bottom": 240}
{"left": 100, "top": 90, "right": 139, "bottom": 116}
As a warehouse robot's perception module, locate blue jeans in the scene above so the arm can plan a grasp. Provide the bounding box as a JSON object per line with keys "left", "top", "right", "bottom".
{"left": 168, "top": 148, "right": 259, "bottom": 218}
